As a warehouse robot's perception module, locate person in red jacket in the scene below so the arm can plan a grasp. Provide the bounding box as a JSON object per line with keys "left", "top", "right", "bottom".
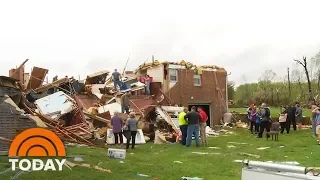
{"left": 197, "top": 106, "right": 208, "bottom": 145}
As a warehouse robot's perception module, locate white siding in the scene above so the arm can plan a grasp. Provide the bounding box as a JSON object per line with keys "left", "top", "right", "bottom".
{"left": 147, "top": 65, "right": 164, "bottom": 83}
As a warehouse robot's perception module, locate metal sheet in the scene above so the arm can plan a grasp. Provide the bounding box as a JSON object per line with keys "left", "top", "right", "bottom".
{"left": 27, "top": 66, "right": 48, "bottom": 89}
{"left": 35, "top": 91, "right": 75, "bottom": 119}
{"left": 242, "top": 168, "right": 320, "bottom": 180}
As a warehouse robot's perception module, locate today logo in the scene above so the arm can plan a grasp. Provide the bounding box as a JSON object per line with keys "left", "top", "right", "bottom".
{"left": 8, "top": 128, "right": 66, "bottom": 171}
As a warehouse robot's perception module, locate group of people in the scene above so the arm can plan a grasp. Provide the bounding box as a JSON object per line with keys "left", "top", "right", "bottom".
{"left": 178, "top": 106, "right": 208, "bottom": 147}
{"left": 112, "top": 69, "right": 151, "bottom": 95}
{"left": 247, "top": 103, "right": 272, "bottom": 138}
{"left": 110, "top": 111, "right": 139, "bottom": 150}
{"left": 247, "top": 102, "right": 320, "bottom": 144}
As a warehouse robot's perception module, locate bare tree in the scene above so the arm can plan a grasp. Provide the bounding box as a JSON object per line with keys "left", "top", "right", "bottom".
{"left": 259, "top": 70, "right": 276, "bottom": 104}
{"left": 294, "top": 56, "right": 313, "bottom": 101}
{"left": 287, "top": 67, "right": 291, "bottom": 99}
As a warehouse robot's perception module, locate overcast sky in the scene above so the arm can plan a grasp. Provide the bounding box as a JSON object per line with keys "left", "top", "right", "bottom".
{"left": 1, "top": 0, "right": 320, "bottom": 84}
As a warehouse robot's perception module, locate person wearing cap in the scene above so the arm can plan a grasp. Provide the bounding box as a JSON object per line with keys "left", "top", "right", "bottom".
{"left": 178, "top": 107, "right": 188, "bottom": 146}
{"left": 121, "top": 91, "right": 131, "bottom": 114}
{"left": 112, "top": 69, "right": 122, "bottom": 92}
{"left": 125, "top": 112, "right": 138, "bottom": 150}
{"left": 111, "top": 112, "right": 124, "bottom": 146}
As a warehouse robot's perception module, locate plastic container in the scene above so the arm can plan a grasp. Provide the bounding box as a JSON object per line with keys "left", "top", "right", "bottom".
{"left": 107, "top": 148, "right": 126, "bottom": 159}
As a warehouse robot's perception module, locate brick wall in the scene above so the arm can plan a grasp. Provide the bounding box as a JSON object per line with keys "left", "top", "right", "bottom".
{"left": 166, "top": 69, "right": 227, "bottom": 126}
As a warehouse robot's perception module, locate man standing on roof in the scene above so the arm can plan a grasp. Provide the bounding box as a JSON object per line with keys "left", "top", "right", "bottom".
{"left": 112, "top": 69, "right": 122, "bottom": 92}
{"left": 184, "top": 106, "right": 202, "bottom": 147}
{"left": 197, "top": 106, "right": 208, "bottom": 145}
{"left": 178, "top": 107, "right": 188, "bottom": 146}
{"left": 121, "top": 90, "right": 131, "bottom": 114}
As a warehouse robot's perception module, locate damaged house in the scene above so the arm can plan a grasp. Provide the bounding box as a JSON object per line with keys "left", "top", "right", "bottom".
{"left": 135, "top": 60, "right": 228, "bottom": 126}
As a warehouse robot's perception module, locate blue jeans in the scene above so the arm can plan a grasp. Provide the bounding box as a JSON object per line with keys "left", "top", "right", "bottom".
{"left": 179, "top": 125, "right": 188, "bottom": 146}
{"left": 122, "top": 105, "right": 129, "bottom": 114}
{"left": 114, "top": 81, "right": 122, "bottom": 91}
{"left": 145, "top": 82, "right": 150, "bottom": 95}
{"left": 312, "top": 119, "right": 317, "bottom": 136}
{"left": 186, "top": 124, "right": 200, "bottom": 147}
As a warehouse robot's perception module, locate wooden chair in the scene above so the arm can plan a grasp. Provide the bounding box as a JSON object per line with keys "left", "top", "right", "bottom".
{"left": 267, "top": 122, "right": 280, "bottom": 141}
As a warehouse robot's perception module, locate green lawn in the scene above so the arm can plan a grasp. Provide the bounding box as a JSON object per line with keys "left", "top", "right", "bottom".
{"left": 1, "top": 129, "right": 319, "bottom": 180}
{"left": 229, "top": 107, "right": 312, "bottom": 117}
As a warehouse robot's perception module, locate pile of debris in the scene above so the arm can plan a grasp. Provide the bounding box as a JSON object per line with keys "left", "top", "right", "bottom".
{"left": 1, "top": 59, "right": 206, "bottom": 152}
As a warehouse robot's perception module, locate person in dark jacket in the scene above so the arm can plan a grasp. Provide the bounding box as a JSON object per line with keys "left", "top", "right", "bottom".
{"left": 286, "top": 103, "right": 297, "bottom": 133}
{"left": 184, "top": 106, "right": 202, "bottom": 147}
{"left": 257, "top": 103, "right": 271, "bottom": 138}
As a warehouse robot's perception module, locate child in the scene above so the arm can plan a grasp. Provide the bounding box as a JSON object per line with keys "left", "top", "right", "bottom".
{"left": 255, "top": 107, "right": 261, "bottom": 134}
{"left": 279, "top": 107, "right": 288, "bottom": 134}
{"left": 249, "top": 107, "right": 257, "bottom": 134}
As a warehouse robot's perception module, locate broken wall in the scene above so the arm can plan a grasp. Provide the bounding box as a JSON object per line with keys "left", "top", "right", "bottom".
{"left": 166, "top": 69, "right": 227, "bottom": 126}
{"left": 0, "top": 95, "right": 37, "bottom": 152}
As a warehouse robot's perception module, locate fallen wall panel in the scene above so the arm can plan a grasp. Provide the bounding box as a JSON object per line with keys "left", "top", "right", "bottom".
{"left": 27, "top": 66, "right": 48, "bottom": 89}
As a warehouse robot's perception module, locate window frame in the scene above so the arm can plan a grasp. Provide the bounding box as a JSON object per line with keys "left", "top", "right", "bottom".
{"left": 169, "top": 69, "right": 178, "bottom": 82}
{"left": 193, "top": 74, "right": 201, "bottom": 86}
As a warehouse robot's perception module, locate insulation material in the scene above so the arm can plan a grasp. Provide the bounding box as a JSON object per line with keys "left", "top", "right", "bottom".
{"left": 156, "top": 107, "right": 179, "bottom": 133}
{"left": 27, "top": 66, "right": 48, "bottom": 89}
{"left": 106, "top": 129, "right": 145, "bottom": 144}
{"left": 35, "top": 91, "right": 75, "bottom": 119}
{"left": 91, "top": 84, "right": 106, "bottom": 99}
{"left": 154, "top": 130, "right": 167, "bottom": 144}
{"left": 98, "top": 103, "right": 122, "bottom": 116}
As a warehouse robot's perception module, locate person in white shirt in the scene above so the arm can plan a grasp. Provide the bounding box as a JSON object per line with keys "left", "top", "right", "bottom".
{"left": 279, "top": 107, "right": 288, "bottom": 134}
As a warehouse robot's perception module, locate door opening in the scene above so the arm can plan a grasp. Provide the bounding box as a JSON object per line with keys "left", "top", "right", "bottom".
{"left": 188, "top": 104, "right": 211, "bottom": 127}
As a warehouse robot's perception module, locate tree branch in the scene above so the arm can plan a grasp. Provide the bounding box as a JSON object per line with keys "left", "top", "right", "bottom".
{"left": 294, "top": 59, "right": 306, "bottom": 67}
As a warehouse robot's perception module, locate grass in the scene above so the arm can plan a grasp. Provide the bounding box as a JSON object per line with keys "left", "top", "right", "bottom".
{"left": 1, "top": 129, "right": 320, "bottom": 180}
{"left": 229, "top": 107, "right": 312, "bottom": 117}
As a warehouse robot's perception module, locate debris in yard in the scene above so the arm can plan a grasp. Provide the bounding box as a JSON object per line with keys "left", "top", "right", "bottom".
{"left": 237, "top": 152, "right": 260, "bottom": 158}
{"left": 174, "top": 161, "right": 183, "bottom": 164}
{"left": 94, "top": 166, "right": 112, "bottom": 173}
{"left": 119, "top": 161, "right": 124, "bottom": 164}
{"left": 74, "top": 156, "right": 84, "bottom": 162}
{"left": 192, "top": 152, "right": 221, "bottom": 155}
{"left": 11, "top": 169, "right": 30, "bottom": 180}
{"left": 108, "top": 148, "right": 126, "bottom": 159}
{"left": 182, "top": 176, "right": 203, "bottom": 180}
{"left": 279, "top": 146, "right": 284, "bottom": 148}
{"left": 137, "top": 173, "right": 150, "bottom": 177}
{"left": 228, "top": 142, "right": 247, "bottom": 145}
{"left": 64, "top": 160, "right": 77, "bottom": 167}
{"left": 130, "top": 153, "right": 134, "bottom": 155}
{"left": 227, "top": 145, "right": 236, "bottom": 148}
{"left": 192, "top": 152, "right": 209, "bottom": 155}
{"left": 208, "top": 147, "right": 221, "bottom": 149}
{"left": 79, "top": 163, "right": 91, "bottom": 168}
{"left": 257, "top": 147, "right": 270, "bottom": 150}
{"left": 233, "top": 160, "right": 243, "bottom": 163}
{"left": 0, "top": 167, "right": 11, "bottom": 175}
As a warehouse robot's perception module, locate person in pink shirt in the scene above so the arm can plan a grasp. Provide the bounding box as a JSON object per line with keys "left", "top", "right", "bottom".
{"left": 197, "top": 107, "right": 208, "bottom": 145}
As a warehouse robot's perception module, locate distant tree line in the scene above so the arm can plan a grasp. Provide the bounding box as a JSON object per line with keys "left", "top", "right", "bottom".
{"left": 228, "top": 51, "right": 320, "bottom": 107}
